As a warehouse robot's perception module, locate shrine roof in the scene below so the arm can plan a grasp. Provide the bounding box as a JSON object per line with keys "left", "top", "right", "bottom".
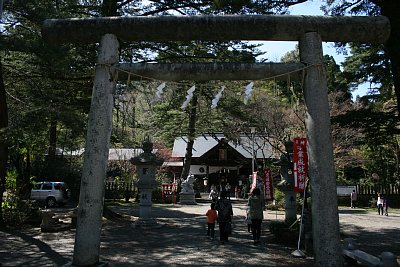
{"left": 171, "top": 133, "right": 275, "bottom": 159}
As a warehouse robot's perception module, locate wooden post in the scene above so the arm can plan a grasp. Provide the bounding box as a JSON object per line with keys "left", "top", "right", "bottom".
{"left": 299, "top": 32, "right": 342, "bottom": 266}
{"left": 72, "top": 34, "right": 119, "bottom": 266}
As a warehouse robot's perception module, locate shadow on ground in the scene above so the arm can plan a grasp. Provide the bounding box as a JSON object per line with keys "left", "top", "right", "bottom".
{"left": 0, "top": 201, "right": 314, "bottom": 266}
{"left": 1, "top": 202, "right": 399, "bottom": 266}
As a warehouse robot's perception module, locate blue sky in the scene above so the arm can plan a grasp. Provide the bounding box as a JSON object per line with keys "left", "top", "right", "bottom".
{"left": 255, "top": 1, "right": 368, "bottom": 99}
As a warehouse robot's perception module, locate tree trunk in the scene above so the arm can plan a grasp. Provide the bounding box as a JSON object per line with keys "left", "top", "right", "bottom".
{"left": 380, "top": 1, "right": 400, "bottom": 117}
{"left": 14, "top": 147, "right": 31, "bottom": 202}
{"left": 47, "top": 116, "right": 57, "bottom": 178}
{"left": 102, "top": 0, "right": 119, "bottom": 16}
{"left": 180, "top": 92, "right": 198, "bottom": 181}
{"left": 0, "top": 59, "right": 8, "bottom": 226}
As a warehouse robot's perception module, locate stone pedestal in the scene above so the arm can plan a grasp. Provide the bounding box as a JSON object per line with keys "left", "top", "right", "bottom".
{"left": 179, "top": 174, "right": 197, "bottom": 205}
{"left": 179, "top": 192, "right": 197, "bottom": 205}
{"left": 139, "top": 188, "right": 153, "bottom": 219}
{"left": 285, "top": 191, "right": 297, "bottom": 224}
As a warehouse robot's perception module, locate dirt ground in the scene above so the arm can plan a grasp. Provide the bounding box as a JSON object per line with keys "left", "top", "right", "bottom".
{"left": 0, "top": 199, "right": 399, "bottom": 266}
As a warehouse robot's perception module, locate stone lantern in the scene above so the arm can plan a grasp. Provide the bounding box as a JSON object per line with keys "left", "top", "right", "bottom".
{"left": 275, "top": 140, "right": 297, "bottom": 224}
{"left": 130, "top": 137, "right": 163, "bottom": 226}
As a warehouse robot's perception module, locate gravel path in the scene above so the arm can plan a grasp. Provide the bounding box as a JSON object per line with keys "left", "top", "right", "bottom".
{"left": 0, "top": 201, "right": 399, "bottom": 266}
{"left": 338, "top": 207, "right": 400, "bottom": 258}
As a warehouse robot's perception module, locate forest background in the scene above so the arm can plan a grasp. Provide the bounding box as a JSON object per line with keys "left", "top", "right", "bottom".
{"left": 0, "top": 0, "right": 399, "bottom": 226}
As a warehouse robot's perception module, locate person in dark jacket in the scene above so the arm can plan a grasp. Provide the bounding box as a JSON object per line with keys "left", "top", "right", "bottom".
{"left": 248, "top": 187, "right": 264, "bottom": 245}
{"left": 215, "top": 191, "right": 233, "bottom": 244}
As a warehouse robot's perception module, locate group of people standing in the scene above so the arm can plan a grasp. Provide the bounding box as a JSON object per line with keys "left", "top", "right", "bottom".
{"left": 208, "top": 183, "right": 249, "bottom": 202}
{"left": 351, "top": 190, "right": 389, "bottom": 216}
{"left": 377, "top": 193, "right": 389, "bottom": 216}
{"left": 206, "top": 187, "right": 265, "bottom": 245}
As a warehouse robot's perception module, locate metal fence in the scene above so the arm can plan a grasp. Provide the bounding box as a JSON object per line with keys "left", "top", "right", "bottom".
{"left": 105, "top": 181, "right": 137, "bottom": 200}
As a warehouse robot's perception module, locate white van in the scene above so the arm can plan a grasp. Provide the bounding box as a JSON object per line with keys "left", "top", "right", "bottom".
{"left": 30, "top": 182, "right": 71, "bottom": 207}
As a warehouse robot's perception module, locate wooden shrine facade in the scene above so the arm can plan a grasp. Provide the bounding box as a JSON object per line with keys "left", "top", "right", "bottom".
{"left": 167, "top": 133, "right": 277, "bottom": 189}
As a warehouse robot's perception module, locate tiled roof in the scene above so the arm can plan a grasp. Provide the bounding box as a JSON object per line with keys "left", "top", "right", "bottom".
{"left": 171, "top": 133, "right": 274, "bottom": 159}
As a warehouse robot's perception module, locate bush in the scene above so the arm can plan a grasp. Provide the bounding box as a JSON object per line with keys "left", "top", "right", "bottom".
{"left": 273, "top": 188, "right": 285, "bottom": 209}
{"left": 2, "top": 193, "right": 41, "bottom": 227}
{"left": 268, "top": 220, "right": 288, "bottom": 236}
{"left": 268, "top": 220, "right": 298, "bottom": 246}
{"left": 152, "top": 187, "right": 162, "bottom": 203}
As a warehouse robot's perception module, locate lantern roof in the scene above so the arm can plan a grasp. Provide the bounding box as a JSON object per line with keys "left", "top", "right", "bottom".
{"left": 130, "top": 137, "right": 164, "bottom": 166}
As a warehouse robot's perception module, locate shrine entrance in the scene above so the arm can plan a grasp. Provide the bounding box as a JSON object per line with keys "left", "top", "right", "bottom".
{"left": 42, "top": 15, "right": 390, "bottom": 266}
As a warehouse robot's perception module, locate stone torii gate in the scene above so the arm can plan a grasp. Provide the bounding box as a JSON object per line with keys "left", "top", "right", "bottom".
{"left": 42, "top": 15, "right": 390, "bottom": 266}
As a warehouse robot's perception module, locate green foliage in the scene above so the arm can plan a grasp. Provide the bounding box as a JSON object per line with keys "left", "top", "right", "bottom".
{"left": 152, "top": 187, "right": 163, "bottom": 203}
{"left": 5, "top": 170, "right": 17, "bottom": 188}
{"left": 272, "top": 187, "right": 285, "bottom": 209}
{"left": 1, "top": 197, "right": 41, "bottom": 227}
{"left": 343, "top": 44, "right": 392, "bottom": 98}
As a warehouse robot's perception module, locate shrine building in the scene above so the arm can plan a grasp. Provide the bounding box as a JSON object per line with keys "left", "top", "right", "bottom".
{"left": 166, "top": 133, "right": 278, "bottom": 191}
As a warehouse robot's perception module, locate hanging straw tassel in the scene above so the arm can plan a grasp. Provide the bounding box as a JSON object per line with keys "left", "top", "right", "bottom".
{"left": 181, "top": 85, "right": 196, "bottom": 110}
{"left": 155, "top": 82, "right": 166, "bottom": 100}
{"left": 211, "top": 86, "right": 225, "bottom": 109}
{"left": 243, "top": 81, "right": 254, "bottom": 104}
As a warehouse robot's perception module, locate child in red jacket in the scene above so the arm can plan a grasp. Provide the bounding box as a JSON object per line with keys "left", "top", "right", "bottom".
{"left": 206, "top": 202, "right": 218, "bottom": 239}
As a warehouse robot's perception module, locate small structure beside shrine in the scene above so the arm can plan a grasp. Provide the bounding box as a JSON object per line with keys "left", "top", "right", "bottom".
{"left": 130, "top": 137, "right": 163, "bottom": 227}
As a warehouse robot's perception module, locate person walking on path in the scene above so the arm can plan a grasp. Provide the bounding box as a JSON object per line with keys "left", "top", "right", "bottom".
{"left": 206, "top": 202, "right": 218, "bottom": 240}
{"left": 377, "top": 193, "right": 384, "bottom": 215}
{"left": 209, "top": 188, "right": 218, "bottom": 203}
{"left": 245, "top": 206, "right": 252, "bottom": 233}
{"left": 248, "top": 187, "right": 264, "bottom": 245}
{"left": 235, "top": 185, "right": 240, "bottom": 199}
{"left": 215, "top": 191, "right": 233, "bottom": 244}
{"left": 225, "top": 183, "right": 231, "bottom": 199}
{"left": 350, "top": 190, "right": 357, "bottom": 208}
{"left": 383, "top": 196, "right": 389, "bottom": 216}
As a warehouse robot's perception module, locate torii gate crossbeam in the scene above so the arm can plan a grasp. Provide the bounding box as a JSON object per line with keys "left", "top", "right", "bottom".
{"left": 42, "top": 15, "right": 389, "bottom": 43}
{"left": 41, "top": 15, "right": 391, "bottom": 267}
{"left": 115, "top": 62, "right": 305, "bottom": 81}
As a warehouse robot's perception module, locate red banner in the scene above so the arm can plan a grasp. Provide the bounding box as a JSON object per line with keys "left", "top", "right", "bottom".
{"left": 293, "top": 138, "right": 308, "bottom": 193}
{"left": 263, "top": 169, "right": 274, "bottom": 201}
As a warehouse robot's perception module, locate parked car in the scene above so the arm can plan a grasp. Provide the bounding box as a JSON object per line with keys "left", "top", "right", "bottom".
{"left": 30, "top": 182, "right": 71, "bottom": 207}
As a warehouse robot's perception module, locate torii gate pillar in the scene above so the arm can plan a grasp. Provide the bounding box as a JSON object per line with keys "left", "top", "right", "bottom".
{"left": 300, "top": 32, "right": 341, "bottom": 266}
{"left": 72, "top": 34, "right": 119, "bottom": 266}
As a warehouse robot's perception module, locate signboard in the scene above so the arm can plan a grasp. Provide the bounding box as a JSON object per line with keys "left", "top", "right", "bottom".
{"left": 263, "top": 169, "right": 274, "bottom": 201}
{"left": 337, "top": 185, "right": 356, "bottom": 196}
{"left": 293, "top": 138, "right": 308, "bottom": 193}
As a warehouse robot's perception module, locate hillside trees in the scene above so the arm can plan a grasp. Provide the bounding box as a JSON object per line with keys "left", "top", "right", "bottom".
{"left": 323, "top": 1, "right": 400, "bottom": 184}
{"left": 323, "top": 0, "right": 400, "bottom": 115}
{"left": 0, "top": 0, "right": 96, "bottom": 213}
